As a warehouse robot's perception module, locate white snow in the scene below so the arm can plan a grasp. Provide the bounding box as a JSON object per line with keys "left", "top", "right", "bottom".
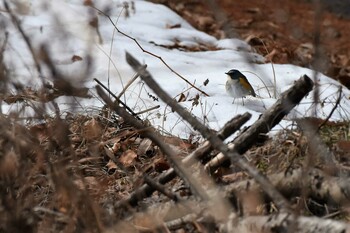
{"left": 1, "top": 0, "right": 349, "bottom": 140}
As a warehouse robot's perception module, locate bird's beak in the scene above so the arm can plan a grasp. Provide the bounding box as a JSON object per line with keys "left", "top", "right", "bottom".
{"left": 225, "top": 72, "right": 229, "bottom": 75}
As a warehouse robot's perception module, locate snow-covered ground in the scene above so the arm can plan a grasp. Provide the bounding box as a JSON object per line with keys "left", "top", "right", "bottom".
{"left": 2, "top": 0, "right": 350, "bottom": 139}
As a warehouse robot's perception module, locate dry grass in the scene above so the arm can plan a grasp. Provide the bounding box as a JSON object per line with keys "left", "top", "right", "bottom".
{"left": 0, "top": 101, "right": 349, "bottom": 232}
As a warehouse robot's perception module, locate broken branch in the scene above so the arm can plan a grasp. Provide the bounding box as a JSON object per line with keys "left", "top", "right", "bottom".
{"left": 125, "top": 51, "right": 291, "bottom": 211}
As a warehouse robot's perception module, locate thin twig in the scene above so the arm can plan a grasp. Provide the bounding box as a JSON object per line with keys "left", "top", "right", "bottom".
{"left": 3, "top": 0, "right": 43, "bottom": 80}
{"left": 96, "top": 85, "right": 209, "bottom": 202}
{"left": 0, "top": 32, "right": 9, "bottom": 115}
{"left": 90, "top": 5, "right": 209, "bottom": 97}
{"left": 317, "top": 86, "right": 342, "bottom": 130}
{"left": 118, "top": 113, "right": 251, "bottom": 207}
{"left": 94, "top": 78, "right": 141, "bottom": 120}
{"left": 259, "top": 38, "right": 277, "bottom": 98}
{"left": 125, "top": 51, "right": 291, "bottom": 212}
{"left": 143, "top": 176, "right": 179, "bottom": 202}
{"left": 311, "top": 0, "right": 323, "bottom": 117}
{"left": 0, "top": 32, "right": 8, "bottom": 54}
{"left": 136, "top": 105, "right": 160, "bottom": 115}
{"left": 165, "top": 213, "right": 198, "bottom": 231}
{"left": 33, "top": 207, "right": 69, "bottom": 222}
{"left": 117, "top": 70, "right": 143, "bottom": 99}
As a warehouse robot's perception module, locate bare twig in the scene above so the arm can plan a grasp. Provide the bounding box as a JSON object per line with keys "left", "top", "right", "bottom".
{"left": 125, "top": 51, "right": 291, "bottom": 211}
{"left": 94, "top": 78, "right": 141, "bottom": 120}
{"left": 3, "top": 0, "right": 43, "bottom": 80}
{"left": 143, "top": 176, "right": 179, "bottom": 202}
{"left": 90, "top": 5, "right": 209, "bottom": 97}
{"left": 117, "top": 70, "right": 143, "bottom": 99}
{"left": 165, "top": 213, "right": 197, "bottom": 231}
{"left": 33, "top": 207, "right": 69, "bottom": 222}
{"left": 135, "top": 105, "right": 160, "bottom": 115}
{"left": 0, "top": 32, "right": 9, "bottom": 113}
{"left": 119, "top": 113, "right": 251, "bottom": 207}
{"left": 311, "top": 0, "right": 323, "bottom": 117}
{"left": 317, "top": 86, "right": 342, "bottom": 130}
{"left": 96, "top": 85, "right": 209, "bottom": 202}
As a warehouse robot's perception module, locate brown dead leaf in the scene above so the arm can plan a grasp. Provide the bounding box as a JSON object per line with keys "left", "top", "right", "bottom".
{"left": 71, "top": 135, "right": 82, "bottom": 144}
{"left": 189, "top": 94, "right": 199, "bottom": 107}
{"left": 338, "top": 68, "right": 350, "bottom": 89}
{"left": 238, "top": 18, "right": 254, "bottom": 28}
{"left": 83, "top": 0, "right": 93, "bottom": 6}
{"left": 52, "top": 79, "right": 90, "bottom": 98}
{"left": 119, "top": 149, "right": 137, "bottom": 167}
{"left": 246, "top": 7, "right": 261, "bottom": 14}
{"left": 295, "top": 42, "right": 314, "bottom": 65}
{"left": 106, "top": 159, "right": 117, "bottom": 173}
{"left": 336, "top": 141, "right": 350, "bottom": 152}
{"left": 120, "top": 137, "right": 137, "bottom": 151}
{"left": 83, "top": 118, "right": 102, "bottom": 140}
{"left": 74, "top": 176, "right": 98, "bottom": 190}
{"left": 89, "top": 16, "right": 98, "bottom": 28}
{"left": 3, "top": 87, "right": 41, "bottom": 104}
{"left": 71, "top": 55, "right": 83, "bottom": 62}
{"left": 162, "top": 136, "right": 194, "bottom": 155}
{"left": 166, "top": 23, "right": 181, "bottom": 29}
{"left": 2, "top": 95, "right": 25, "bottom": 104}
{"left": 112, "top": 141, "right": 121, "bottom": 153}
{"left": 153, "top": 157, "right": 169, "bottom": 172}
{"left": 245, "top": 35, "right": 264, "bottom": 46}
{"left": 203, "top": 78, "right": 209, "bottom": 86}
{"left": 221, "top": 172, "right": 246, "bottom": 183}
{"left": 239, "top": 190, "right": 264, "bottom": 215}
{"left": 0, "top": 151, "right": 18, "bottom": 178}
{"left": 104, "top": 147, "right": 117, "bottom": 161}
{"left": 69, "top": 122, "right": 80, "bottom": 134}
{"left": 114, "top": 129, "right": 136, "bottom": 141}
{"left": 29, "top": 123, "right": 49, "bottom": 143}
{"left": 331, "top": 54, "right": 349, "bottom": 67}
{"left": 177, "top": 93, "right": 187, "bottom": 102}
{"left": 48, "top": 118, "right": 72, "bottom": 148}
{"left": 195, "top": 15, "right": 214, "bottom": 29}
{"left": 265, "top": 48, "right": 277, "bottom": 61}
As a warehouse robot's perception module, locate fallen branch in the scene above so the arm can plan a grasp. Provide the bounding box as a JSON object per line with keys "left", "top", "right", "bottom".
{"left": 205, "top": 74, "right": 314, "bottom": 171}
{"left": 96, "top": 85, "right": 209, "bottom": 202}
{"left": 119, "top": 113, "right": 251, "bottom": 208}
{"left": 125, "top": 51, "right": 291, "bottom": 211}
{"left": 94, "top": 78, "right": 141, "bottom": 120}
{"left": 225, "top": 167, "right": 350, "bottom": 209}
{"left": 117, "top": 69, "right": 143, "bottom": 99}
{"left": 222, "top": 212, "right": 350, "bottom": 233}
{"left": 143, "top": 176, "right": 179, "bottom": 202}
{"left": 135, "top": 105, "right": 160, "bottom": 115}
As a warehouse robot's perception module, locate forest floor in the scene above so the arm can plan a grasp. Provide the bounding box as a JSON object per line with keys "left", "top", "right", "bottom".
{"left": 2, "top": 1, "right": 350, "bottom": 232}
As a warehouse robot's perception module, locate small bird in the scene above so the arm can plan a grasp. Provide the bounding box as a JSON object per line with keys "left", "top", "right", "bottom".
{"left": 225, "top": 69, "right": 256, "bottom": 102}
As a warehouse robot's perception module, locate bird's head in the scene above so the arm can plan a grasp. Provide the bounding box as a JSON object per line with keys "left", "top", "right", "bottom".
{"left": 225, "top": 69, "right": 243, "bottom": 80}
